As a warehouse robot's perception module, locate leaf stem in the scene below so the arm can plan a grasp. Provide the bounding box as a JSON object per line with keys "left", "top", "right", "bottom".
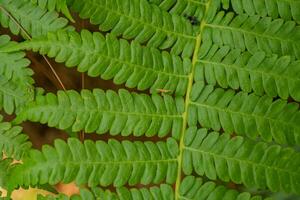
{"left": 174, "top": 0, "right": 212, "bottom": 199}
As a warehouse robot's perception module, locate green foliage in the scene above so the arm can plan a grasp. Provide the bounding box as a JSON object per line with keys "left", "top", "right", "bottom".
{"left": 0, "top": 0, "right": 300, "bottom": 199}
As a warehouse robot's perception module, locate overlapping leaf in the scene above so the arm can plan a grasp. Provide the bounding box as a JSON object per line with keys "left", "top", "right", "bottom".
{"left": 5, "top": 30, "right": 191, "bottom": 96}
{"left": 189, "top": 81, "right": 300, "bottom": 145}
{"left": 15, "top": 89, "right": 184, "bottom": 139}
{"left": 182, "top": 127, "right": 300, "bottom": 194}
{"left": 4, "top": 138, "right": 178, "bottom": 191}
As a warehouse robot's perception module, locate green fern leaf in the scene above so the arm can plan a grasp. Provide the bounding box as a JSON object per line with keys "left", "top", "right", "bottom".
{"left": 5, "top": 138, "right": 178, "bottom": 190}
{"left": 14, "top": 89, "right": 184, "bottom": 138}
{"left": 197, "top": 43, "right": 300, "bottom": 101}
{"left": 0, "top": 0, "right": 72, "bottom": 38}
{"left": 68, "top": 0, "right": 197, "bottom": 57}
{"left": 38, "top": 184, "right": 174, "bottom": 200}
{"left": 5, "top": 29, "right": 191, "bottom": 96}
{"left": 24, "top": 0, "right": 74, "bottom": 22}
{"left": 182, "top": 127, "right": 300, "bottom": 194}
{"left": 0, "top": 115, "right": 31, "bottom": 160}
{"left": 221, "top": 0, "right": 300, "bottom": 23}
{"left": 203, "top": 11, "right": 300, "bottom": 58}
{"left": 0, "top": 35, "right": 34, "bottom": 114}
{"left": 189, "top": 82, "right": 300, "bottom": 145}
{"left": 179, "top": 176, "right": 270, "bottom": 200}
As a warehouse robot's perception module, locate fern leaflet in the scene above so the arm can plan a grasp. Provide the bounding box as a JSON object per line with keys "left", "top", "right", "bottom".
{"left": 183, "top": 127, "right": 300, "bottom": 194}
{"left": 15, "top": 89, "right": 184, "bottom": 138}
{"left": 4, "top": 30, "right": 192, "bottom": 96}
{"left": 4, "top": 138, "right": 178, "bottom": 191}
{"left": 197, "top": 43, "right": 300, "bottom": 101}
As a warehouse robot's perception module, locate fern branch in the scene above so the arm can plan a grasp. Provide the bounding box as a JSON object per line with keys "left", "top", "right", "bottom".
{"left": 69, "top": 0, "right": 197, "bottom": 57}
{"left": 3, "top": 30, "right": 191, "bottom": 96}
{"left": 189, "top": 82, "right": 300, "bottom": 146}
{"left": 202, "top": 11, "right": 300, "bottom": 58}
{"left": 14, "top": 89, "right": 184, "bottom": 138}
{"left": 5, "top": 138, "right": 178, "bottom": 190}
{"left": 0, "top": 115, "right": 31, "bottom": 160}
{"left": 197, "top": 43, "right": 300, "bottom": 101}
{"left": 0, "top": 0, "right": 72, "bottom": 38}
{"left": 182, "top": 127, "right": 300, "bottom": 194}
{"left": 179, "top": 176, "right": 271, "bottom": 200}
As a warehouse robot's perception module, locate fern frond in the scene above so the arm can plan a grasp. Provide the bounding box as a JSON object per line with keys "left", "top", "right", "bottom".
{"left": 203, "top": 11, "right": 300, "bottom": 58}
{"left": 38, "top": 184, "right": 174, "bottom": 200}
{"left": 147, "top": 0, "right": 208, "bottom": 22}
{"left": 197, "top": 43, "right": 300, "bottom": 101}
{"left": 182, "top": 127, "right": 300, "bottom": 194}
{"left": 179, "top": 176, "right": 271, "bottom": 200}
{"left": 24, "top": 0, "right": 74, "bottom": 22}
{"left": 0, "top": 0, "right": 72, "bottom": 38}
{"left": 0, "top": 35, "right": 34, "bottom": 114}
{"left": 189, "top": 82, "right": 300, "bottom": 145}
{"left": 15, "top": 89, "right": 184, "bottom": 139}
{"left": 5, "top": 138, "right": 178, "bottom": 190}
{"left": 6, "top": 30, "right": 191, "bottom": 96}
{"left": 69, "top": 0, "right": 197, "bottom": 57}
{"left": 0, "top": 115, "right": 31, "bottom": 160}
{"left": 221, "top": 0, "right": 300, "bottom": 23}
